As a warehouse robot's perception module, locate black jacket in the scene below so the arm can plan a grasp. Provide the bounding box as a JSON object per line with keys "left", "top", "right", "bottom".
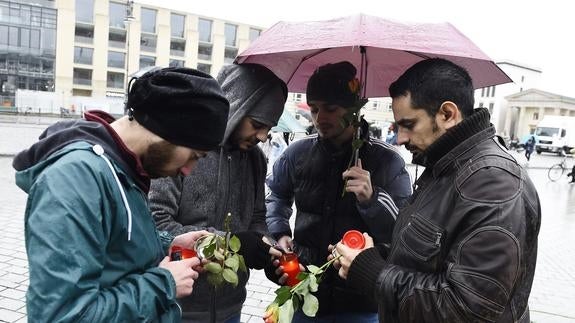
{"left": 347, "top": 109, "right": 541, "bottom": 322}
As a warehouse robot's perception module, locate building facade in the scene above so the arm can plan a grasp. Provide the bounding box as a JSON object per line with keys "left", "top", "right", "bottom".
{"left": 504, "top": 89, "right": 575, "bottom": 139}
{"left": 474, "top": 60, "right": 542, "bottom": 136}
{"left": 0, "top": 0, "right": 57, "bottom": 109}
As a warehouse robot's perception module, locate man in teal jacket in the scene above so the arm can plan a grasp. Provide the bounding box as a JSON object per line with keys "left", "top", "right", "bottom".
{"left": 12, "top": 67, "right": 230, "bottom": 322}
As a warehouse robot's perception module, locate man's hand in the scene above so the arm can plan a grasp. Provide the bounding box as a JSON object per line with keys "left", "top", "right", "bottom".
{"left": 171, "top": 230, "right": 211, "bottom": 250}
{"left": 158, "top": 256, "right": 200, "bottom": 298}
{"left": 342, "top": 159, "right": 373, "bottom": 203}
{"left": 277, "top": 235, "right": 294, "bottom": 253}
{"left": 333, "top": 232, "right": 374, "bottom": 279}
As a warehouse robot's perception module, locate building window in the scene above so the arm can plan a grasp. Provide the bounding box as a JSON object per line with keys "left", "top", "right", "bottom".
{"left": 170, "top": 39, "right": 185, "bottom": 56}
{"left": 107, "top": 72, "right": 124, "bottom": 88}
{"left": 224, "top": 47, "right": 238, "bottom": 64}
{"left": 224, "top": 23, "right": 237, "bottom": 47}
{"left": 109, "top": 2, "right": 127, "bottom": 29}
{"left": 8, "top": 26, "right": 18, "bottom": 46}
{"left": 108, "top": 29, "right": 126, "bottom": 48}
{"left": 198, "top": 43, "right": 212, "bottom": 60}
{"left": 75, "top": 0, "right": 94, "bottom": 23}
{"left": 197, "top": 63, "right": 211, "bottom": 74}
{"left": 74, "top": 47, "right": 93, "bottom": 65}
{"left": 140, "top": 8, "right": 157, "bottom": 34}
{"left": 171, "top": 13, "right": 185, "bottom": 38}
{"left": 533, "top": 112, "right": 539, "bottom": 120}
{"left": 249, "top": 28, "right": 261, "bottom": 42}
{"left": 108, "top": 51, "right": 125, "bottom": 68}
{"left": 491, "top": 86, "right": 496, "bottom": 97}
{"left": 294, "top": 93, "right": 302, "bottom": 102}
{"left": 488, "top": 103, "right": 494, "bottom": 115}
{"left": 169, "top": 59, "right": 184, "bottom": 68}
{"left": 139, "top": 55, "right": 156, "bottom": 69}
{"left": 75, "top": 23, "right": 94, "bottom": 43}
{"left": 521, "top": 75, "right": 525, "bottom": 83}
{"left": 198, "top": 18, "right": 212, "bottom": 42}
{"left": 140, "top": 33, "right": 157, "bottom": 52}
{"left": 72, "top": 88, "right": 92, "bottom": 96}
{"left": 73, "top": 68, "right": 92, "bottom": 85}
{"left": 481, "top": 88, "right": 485, "bottom": 97}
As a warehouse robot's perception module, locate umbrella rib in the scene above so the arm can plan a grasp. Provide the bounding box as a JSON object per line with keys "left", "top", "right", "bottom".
{"left": 285, "top": 48, "right": 331, "bottom": 86}
{"left": 405, "top": 51, "right": 432, "bottom": 59}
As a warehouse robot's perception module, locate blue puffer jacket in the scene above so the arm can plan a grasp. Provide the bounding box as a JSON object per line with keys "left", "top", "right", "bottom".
{"left": 266, "top": 134, "right": 412, "bottom": 315}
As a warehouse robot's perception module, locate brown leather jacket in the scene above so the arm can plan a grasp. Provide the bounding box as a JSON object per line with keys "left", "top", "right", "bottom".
{"left": 347, "top": 109, "right": 541, "bottom": 322}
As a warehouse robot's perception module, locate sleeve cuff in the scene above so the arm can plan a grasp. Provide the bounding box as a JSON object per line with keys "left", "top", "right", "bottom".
{"left": 347, "top": 247, "right": 386, "bottom": 297}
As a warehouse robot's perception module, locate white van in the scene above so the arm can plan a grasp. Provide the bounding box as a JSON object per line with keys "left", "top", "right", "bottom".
{"left": 535, "top": 116, "right": 575, "bottom": 155}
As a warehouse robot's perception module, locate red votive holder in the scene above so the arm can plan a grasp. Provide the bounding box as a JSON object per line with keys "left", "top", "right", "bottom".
{"left": 342, "top": 230, "right": 366, "bottom": 249}
{"left": 280, "top": 253, "right": 301, "bottom": 287}
{"left": 170, "top": 245, "right": 197, "bottom": 261}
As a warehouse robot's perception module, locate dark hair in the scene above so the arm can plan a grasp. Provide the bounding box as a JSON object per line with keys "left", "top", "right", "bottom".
{"left": 388, "top": 58, "right": 475, "bottom": 118}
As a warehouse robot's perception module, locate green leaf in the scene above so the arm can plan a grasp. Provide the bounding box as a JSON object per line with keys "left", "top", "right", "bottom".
{"left": 213, "top": 249, "right": 225, "bottom": 261}
{"left": 292, "top": 277, "right": 310, "bottom": 296}
{"left": 204, "top": 262, "right": 222, "bottom": 274}
{"left": 203, "top": 242, "right": 216, "bottom": 259}
{"left": 302, "top": 293, "right": 319, "bottom": 317}
{"left": 224, "top": 254, "right": 239, "bottom": 272}
{"left": 352, "top": 138, "right": 364, "bottom": 151}
{"left": 222, "top": 268, "right": 238, "bottom": 287}
{"left": 207, "top": 272, "right": 224, "bottom": 287}
{"left": 296, "top": 271, "right": 310, "bottom": 281}
{"left": 278, "top": 299, "right": 295, "bottom": 323}
{"left": 229, "top": 235, "right": 241, "bottom": 252}
{"left": 308, "top": 274, "right": 318, "bottom": 292}
{"left": 237, "top": 254, "right": 247, "bottom": 272}
{"left": 291, "top": 293, "right": 301, "bottom": 311}
{"left": 274, "top": 286, "right": 292, "bottom": 306}
{"left": 306, "top": 265, "right": 321, "bottom": 275}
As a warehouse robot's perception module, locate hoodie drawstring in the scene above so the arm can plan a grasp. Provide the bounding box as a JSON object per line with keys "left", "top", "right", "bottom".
{"left": 92, "top": 144, "right": 133, "bottom": 241}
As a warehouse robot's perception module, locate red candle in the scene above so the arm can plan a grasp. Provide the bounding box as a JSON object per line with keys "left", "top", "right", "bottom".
{"left": 342, "top": 230, "right": 366, "bottom": 249}
{"left": 280, "top": 253, "right": 301, "bottom": 286}
{"left": 170, "top": 245, "right": 197, "bottom": 261}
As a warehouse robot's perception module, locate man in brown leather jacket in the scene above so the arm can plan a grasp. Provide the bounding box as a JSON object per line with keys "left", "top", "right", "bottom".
{"left": 333, "top": 58, "right": 541, "bottom": 322}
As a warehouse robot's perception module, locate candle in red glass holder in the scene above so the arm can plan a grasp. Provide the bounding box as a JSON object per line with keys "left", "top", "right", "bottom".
{"left": 170, "top": 245, "right": 197, "bottom": 261}
{"left": 280, "top": 253, "right": 301, "bottom": 286}
{"left": 342, "top": 230, "right": 366, "bottom": 249}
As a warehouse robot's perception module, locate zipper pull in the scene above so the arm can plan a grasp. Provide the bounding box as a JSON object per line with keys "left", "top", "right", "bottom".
{"left": 435, "top": 232, "right": 442, "bottom": 247}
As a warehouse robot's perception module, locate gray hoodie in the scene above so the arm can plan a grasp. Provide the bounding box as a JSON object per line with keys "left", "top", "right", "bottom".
{"left": 149, "top": 63, "right": 287, "bottom": 323}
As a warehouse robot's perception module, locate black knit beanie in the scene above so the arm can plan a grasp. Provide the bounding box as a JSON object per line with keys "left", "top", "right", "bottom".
{"left": 306, "top": 61, "right": 360, "bottom": 108}
{"left": 127, "top": 67, "right": 229, "bottom": 151}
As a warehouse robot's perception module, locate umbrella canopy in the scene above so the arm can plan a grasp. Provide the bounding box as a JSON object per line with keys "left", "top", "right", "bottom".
{"left": 272, "top": 109, "right": 307, "bottom": 133}
{"left": 236, "top": 14, "right": 511, "bottom": 97}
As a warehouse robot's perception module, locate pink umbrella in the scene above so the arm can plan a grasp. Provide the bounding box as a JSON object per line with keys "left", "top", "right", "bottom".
{"left": 235, "top": 14, "right": 511, "bottom": 97}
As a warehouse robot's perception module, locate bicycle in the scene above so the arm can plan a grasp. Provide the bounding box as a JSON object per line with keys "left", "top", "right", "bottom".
{"left": 547, "top": 152, "right": 572, "bottom": 181}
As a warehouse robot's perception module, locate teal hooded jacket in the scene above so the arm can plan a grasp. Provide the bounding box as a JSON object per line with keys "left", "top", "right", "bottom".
{"left": 13, "top": 112, "right": 181, "bottom": 322}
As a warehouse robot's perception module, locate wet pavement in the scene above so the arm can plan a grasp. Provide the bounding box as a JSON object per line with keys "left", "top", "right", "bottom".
{"left": 0, "top": 119, "right": 574, "bottom": 322}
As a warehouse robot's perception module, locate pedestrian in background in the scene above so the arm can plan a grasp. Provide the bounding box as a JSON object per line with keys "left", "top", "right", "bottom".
{"left": 525, "top": 134, "right": 536, "bottom": 161}
{"left": 334, "top": 58, "right": 541, "bottom": 323}
{"left": 13, "top": 67, "right": 229, "bottom": 322}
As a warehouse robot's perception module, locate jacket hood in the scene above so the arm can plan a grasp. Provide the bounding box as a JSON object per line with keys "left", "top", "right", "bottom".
{"left": 13, "top": 110, "right": 148, "bottom": 193}
{"left": 216, "top": 64, "right": 287, "bottom": 145}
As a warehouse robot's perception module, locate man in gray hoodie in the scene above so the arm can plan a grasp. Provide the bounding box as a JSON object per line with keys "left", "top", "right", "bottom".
{"left": 149, "top": 63, "right": 288, "bottom": 323}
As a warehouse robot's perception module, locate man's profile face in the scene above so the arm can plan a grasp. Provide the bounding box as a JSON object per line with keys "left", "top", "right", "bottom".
{"left": 230, "top": 117, "right": 271, "bottom": 150}
{"left": 142, "top": 141, "right": 207, "bottom": 178}
{"left": 308, "top": 100, "right": 350, "bottom": 140}
{"left": 392, "top": 93, "right": 444, "bottom": 157}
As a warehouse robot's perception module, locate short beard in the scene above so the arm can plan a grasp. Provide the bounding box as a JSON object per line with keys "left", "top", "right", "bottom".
{"left": 141, "top": 141, "right": 178, "bottom": 178}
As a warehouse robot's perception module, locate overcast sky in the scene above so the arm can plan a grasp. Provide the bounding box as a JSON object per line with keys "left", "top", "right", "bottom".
{"left": 140, "top": 0, "right": 575, "bottom": 98}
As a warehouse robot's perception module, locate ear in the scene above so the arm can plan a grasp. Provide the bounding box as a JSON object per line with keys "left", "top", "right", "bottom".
{"left": 435, "top": 101, "right": 462, "bottom": 130}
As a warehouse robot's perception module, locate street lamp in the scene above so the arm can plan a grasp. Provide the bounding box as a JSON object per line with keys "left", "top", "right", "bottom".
{"left": 123, "top": 0, "right": 135, "bottom": 114}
